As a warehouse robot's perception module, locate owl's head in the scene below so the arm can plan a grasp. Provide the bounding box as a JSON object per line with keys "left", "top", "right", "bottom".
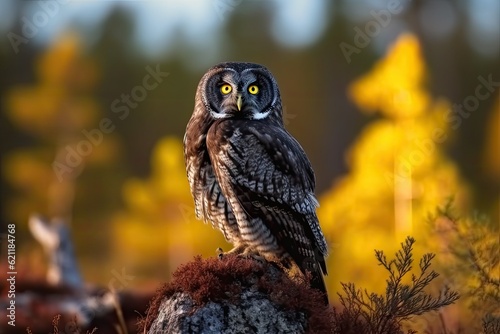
{"left": 196, "top": 62, "right": 283, "bottom": 122}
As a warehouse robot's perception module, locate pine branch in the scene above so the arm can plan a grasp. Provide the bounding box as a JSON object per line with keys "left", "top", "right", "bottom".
{"left": 337, "top": 236, "right": 459, "bottom": 334}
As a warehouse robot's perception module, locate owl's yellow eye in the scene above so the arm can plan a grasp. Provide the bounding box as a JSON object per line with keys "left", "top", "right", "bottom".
{"left": 220, "top": 84, "right": 232, "bottom": 95}
{"left": 248, "top": 85, "right": 259, "bottom": 95}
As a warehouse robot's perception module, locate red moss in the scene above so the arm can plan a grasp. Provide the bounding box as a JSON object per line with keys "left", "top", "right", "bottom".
{"left": 139, "top": 255, "right": 334, "bottom": 333}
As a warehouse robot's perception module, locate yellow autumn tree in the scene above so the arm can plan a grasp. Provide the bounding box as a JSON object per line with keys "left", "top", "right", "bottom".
{"left": 111, "top": 137, "right": 230, "bottom": 280}
{"left": 318, "top": 34, "right": 470, "bottom": 294}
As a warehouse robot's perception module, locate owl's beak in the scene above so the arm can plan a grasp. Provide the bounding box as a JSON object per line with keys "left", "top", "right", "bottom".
{"left": 236, "top": 94, "right": 243, "bottom": 111}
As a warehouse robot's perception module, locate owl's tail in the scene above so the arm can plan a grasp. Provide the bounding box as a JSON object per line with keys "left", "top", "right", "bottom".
{"left": 309, "top": 260, "right": 329, "bottom": 305}
{"left": 298, "top": 253, "right": 328, "bottom": 305}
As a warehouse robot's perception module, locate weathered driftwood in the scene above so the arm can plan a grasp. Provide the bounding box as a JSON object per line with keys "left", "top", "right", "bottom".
{"left": 141, "top": 256, "right": 332, "bottom": 334}
{"left": 29, "top": 214, "right": 83, "bottom": 289}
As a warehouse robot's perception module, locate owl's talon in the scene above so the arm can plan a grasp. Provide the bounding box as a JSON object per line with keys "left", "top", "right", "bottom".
{"left": 237, "top": 249, "right": 265, "bottom": 265}
{"left": 256, "top": 255, "right": 265, "bottom": 263}
{"left": 216, "top": 247, "right": 224, "bottom": 260}
{"left": 246, "top": 253, "right": 265, "bottom": 265}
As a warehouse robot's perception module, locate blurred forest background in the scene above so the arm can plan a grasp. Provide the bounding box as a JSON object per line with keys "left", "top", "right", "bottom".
{"left": 0, "top": 0, "right": 498, "bottom": 331}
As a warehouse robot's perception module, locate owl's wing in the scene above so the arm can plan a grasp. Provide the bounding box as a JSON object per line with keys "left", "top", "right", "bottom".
{"left": 208, "top": 120, "right": 328, "bottom": 274}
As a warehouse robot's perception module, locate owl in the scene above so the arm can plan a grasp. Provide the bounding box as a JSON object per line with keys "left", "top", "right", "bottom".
{"left": 184, "top": 62, "right": 328, "bottom": 302}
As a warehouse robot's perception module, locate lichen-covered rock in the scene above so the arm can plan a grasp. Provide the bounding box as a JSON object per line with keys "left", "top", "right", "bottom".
{"left": 148, "top": 290, "right": 307, "bottom": 334}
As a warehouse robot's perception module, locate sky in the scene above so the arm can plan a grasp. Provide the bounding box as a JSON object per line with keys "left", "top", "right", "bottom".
{"left": 0, "top": 0, "right": 498, "bottom": 60}
{"left": 0, "top": 1, "right": 327, "bottom": 54}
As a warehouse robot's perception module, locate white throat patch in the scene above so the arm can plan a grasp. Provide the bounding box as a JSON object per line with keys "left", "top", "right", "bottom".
{"left": 251, "top": 110, "right": 271, "bottom": 120}
{"left": 210, "top": 110, "right": 228, "bottom": 119}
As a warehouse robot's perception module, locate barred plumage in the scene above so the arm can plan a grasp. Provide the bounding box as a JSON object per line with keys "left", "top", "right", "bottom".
{"left": 184, "top": 62, "right": 328, "bottom": 302}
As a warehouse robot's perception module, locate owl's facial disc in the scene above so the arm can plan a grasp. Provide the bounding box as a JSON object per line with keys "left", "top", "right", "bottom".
{"left": 207, "top": 68, "right": 276, "bottom": 120}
